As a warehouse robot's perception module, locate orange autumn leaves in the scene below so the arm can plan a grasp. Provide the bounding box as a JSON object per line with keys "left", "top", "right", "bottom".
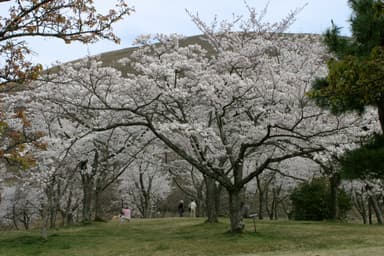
{"left": 0, "top": 108, "right": 46, "bottom": 168}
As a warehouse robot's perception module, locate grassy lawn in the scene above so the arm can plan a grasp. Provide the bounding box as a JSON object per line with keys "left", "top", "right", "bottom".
{"left": 0, "top": 218, "right": 383, "bottom": 256}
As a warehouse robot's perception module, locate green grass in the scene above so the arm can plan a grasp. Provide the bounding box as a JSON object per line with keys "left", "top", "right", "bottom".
{"left": 0, "top": 218, "right": 383, "bottom": 256}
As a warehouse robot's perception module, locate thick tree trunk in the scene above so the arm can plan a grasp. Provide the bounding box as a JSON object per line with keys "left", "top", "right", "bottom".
{"left": 352, "top": 192, "right": 367, "bottom": 224}
{"left": 228, "top": 189, "right": 244, "bottom": 233}
{"left": 368, "top": 195, "right": 383, "bottom": 224}
{"left": 196, "top": 183, "right": 205, "bottom": 218}
{"left": 361, "top": 208, "right": 368, "bottom": 224}
{"left": 49, "top": 203, "right": 57, "bottom": 228}
{"left": 205, "top": 176, "right": 218, "bottom": 223}
{"left": 81, "top": 153, "right": 98, "bottom": 224}
{"left": 40, "top": 202, "right": 49, "bottom": 240}
{"left": 272, "top": 187, "right": 280, "bottom": 220}
{"left": 215, "top": 184, "right": 222, "bottom": 217}
{"left": 36, "top": 184, "right": 58, "bottom": 239}
{"left": 329, "top": 174, "right": 340, "bottom": 220}
{"left": 21, "top": 210, "right": 30, "bottom": 230}
{"left": 94, "top": 187, "right": 103, "bottom": 221}
{"left": 368, "top": 199, "right": 373, "bottom": 224}
{"left": 11, "top": 204, "right": 19, "bottom": 230}
{"left": 265, "top": 187, "right": 280, "bottom": 220}
{"left": 256, "top": 176, "right": 264, "bottom": 220}
{"left": 62, "top": 189, "right": 76, "bottom": 226}
{"left": 143, "top": 194, "right": 151, "bottom": 218}
{"left": 49, "top": 188, "right": 59, "bottom": 229}
{"left": 82, "top": 178, "right": 93, "bottom": 224}
{"left": 265, "top": 189, "right": 273, "bottom": 220}
{"left": 40, "top": 191, "right": 52, "bottom": 241}
{"left": 377, "top": 101, "right": 384, "bottom": 133}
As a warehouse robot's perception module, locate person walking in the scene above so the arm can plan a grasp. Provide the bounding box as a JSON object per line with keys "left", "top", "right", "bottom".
{"left": 189, "top": 200, "right": 197, "bottom": 218}
{"left": 178, "top": 200, "right": 184, "bottom": 217}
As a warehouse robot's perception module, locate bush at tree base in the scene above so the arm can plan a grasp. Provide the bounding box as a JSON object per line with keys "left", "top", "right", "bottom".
{"left": 289, "top": 177, "right": 351, "bottom": 220}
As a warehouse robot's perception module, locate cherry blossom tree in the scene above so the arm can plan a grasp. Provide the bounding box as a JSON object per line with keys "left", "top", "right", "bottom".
{"left": 0, "top": 0, "right": 134, "bottom": 179}
{"left": 0, "top": 65, "right": 155, "bottom": 239}
{"left": 90, "top": 129, "right": 155, "bottom": 221}
{"left": 2, "top": 185, "right": 40, "bottom": 230}
{"left": 21, "top": 1, "right": 384, "bottom": 232}
{"left": 344, "top": 179, "right": 384, "bottom": 224}
{"left": 36, "top": 4, "right": 374, "bottom": 232}
{"left": 252, "top": 169, "right": 299, "bottom": 220}
{"left": 168, "top": 159, "right": 214, "bottom": 219}
{"left": 3, "top": 86, "right": 90, "bottom": 230}
{"left": 120, "top": 145, "right": 171, "bottom": 218}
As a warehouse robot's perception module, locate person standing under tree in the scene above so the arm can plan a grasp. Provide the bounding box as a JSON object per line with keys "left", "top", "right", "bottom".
{"left": 120, "top": 206, "right": 131, "bottom": 223}
{"left": 178, "top": 200, "right": 184, "bottom": 217}
{"left": 189, "top": 200, "right": 197, "bottom": 217}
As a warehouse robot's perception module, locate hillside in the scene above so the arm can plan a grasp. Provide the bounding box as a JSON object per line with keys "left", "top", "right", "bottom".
{"left": 67, "top": 32, "right": 322, "bottom": 73}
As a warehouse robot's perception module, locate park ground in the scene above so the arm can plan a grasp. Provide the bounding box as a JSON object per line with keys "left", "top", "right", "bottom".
{"left": 0, "top": 218, "right": 383, "bottom": 256}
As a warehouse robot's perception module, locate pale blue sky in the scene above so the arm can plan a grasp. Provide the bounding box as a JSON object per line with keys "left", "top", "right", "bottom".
{"left": 1, "top": 0, "right": 352, "bottom": 67}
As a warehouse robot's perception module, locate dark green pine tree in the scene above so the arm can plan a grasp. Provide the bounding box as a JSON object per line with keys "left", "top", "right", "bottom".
{"left": 308, "top": 0, "right": 384, "bottom": 182}
{"left": 309, "top": 0, "right": 384, "bottom": 129}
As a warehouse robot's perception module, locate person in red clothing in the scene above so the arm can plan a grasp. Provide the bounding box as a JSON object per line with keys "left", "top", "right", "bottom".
{"left": 120, "top": 207, "right": 131, "bottom": 223}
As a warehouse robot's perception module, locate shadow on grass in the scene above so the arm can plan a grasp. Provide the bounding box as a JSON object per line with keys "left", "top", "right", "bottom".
{"left": 0, "top": 233, "right": 74, "bottom": 256}
{"left": 0, "top": 235, "right": 44, "bottom": 247}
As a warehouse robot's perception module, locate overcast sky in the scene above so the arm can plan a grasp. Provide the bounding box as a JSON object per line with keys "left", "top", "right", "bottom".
{"left": 1, "top": 0, "right": 352, "bottom": 67}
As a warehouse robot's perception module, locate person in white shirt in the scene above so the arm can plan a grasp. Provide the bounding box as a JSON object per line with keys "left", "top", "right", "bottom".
{"left": 189, "top": 200, "right": 197, "bottom": 217}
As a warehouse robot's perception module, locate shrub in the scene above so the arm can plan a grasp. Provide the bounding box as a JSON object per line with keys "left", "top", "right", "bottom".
{"left": 289, "top": 177, "right": 351, "bottom": 220}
